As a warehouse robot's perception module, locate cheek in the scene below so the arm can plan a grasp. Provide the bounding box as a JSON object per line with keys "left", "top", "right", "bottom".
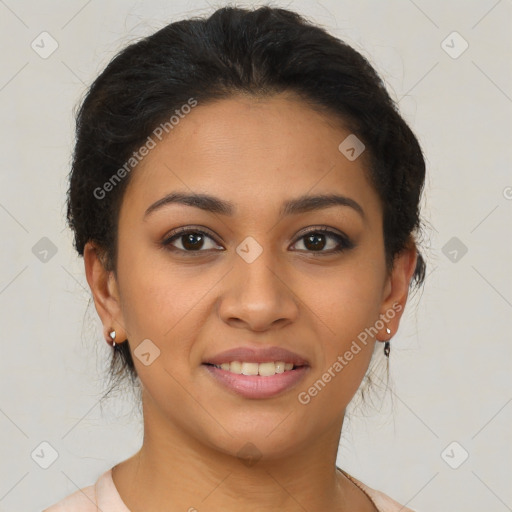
{"left": 297, "top": 257, "right": 383, "bottom": 400}
{"left": 297, "top": 275, "right": 380, "bottom": 416}
{"left": 309, "top": 259, "right": 384, "bottom": 339}
{"left": 116, "top": 243, "right": 218, "bottom": 376}
{"left": 116, "top": 237, "right": 194, "bottom": 331}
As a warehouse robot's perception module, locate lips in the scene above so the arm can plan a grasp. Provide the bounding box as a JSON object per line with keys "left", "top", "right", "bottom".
{"left": 204, "top": 365, "right": 309, "bottom": 399}
{"left": 202, "top": 346, "right": 310, "bottom": 399}
{"left": 203, "top": 346, "right": 309, "bottom": 366}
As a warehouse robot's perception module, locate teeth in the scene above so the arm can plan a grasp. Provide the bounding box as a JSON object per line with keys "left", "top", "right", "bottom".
{"left": 241, "top": 362, "right": 259, "bottom": 376}
{"left": 230, "top": 361, "right": 242, "bottom": 374}
{"left": 213, "top": 361, "right": 297, "bottom": 376}
{"left": 259, "top": 362, "right": 281, "bottom": 376}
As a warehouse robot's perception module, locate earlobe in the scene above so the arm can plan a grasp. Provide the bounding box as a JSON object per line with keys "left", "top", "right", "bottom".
{"left": 83, "top": 242, "right": 126, "bottom": 342}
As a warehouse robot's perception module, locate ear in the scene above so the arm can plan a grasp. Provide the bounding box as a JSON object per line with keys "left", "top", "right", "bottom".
{"left": 377, "top": 241, "right": 418, "bottom": 340}
{"left": 83, "top": 242, "right": 127, "bottom": 343}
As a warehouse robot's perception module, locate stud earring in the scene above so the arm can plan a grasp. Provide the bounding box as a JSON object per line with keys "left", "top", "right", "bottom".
{"left": 384, "top": 327, "right": 391, "bottom": 357}
{"left": 108, "top": 329, "right": 116, "bottom": 348}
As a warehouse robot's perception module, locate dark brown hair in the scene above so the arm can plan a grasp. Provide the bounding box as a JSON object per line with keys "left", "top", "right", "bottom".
{"left": 67, "top": 6, "right": 427, "bottom": 392}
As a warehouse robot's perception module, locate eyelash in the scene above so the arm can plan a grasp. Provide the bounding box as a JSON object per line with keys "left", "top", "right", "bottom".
{"left": 161, "top": 226, "right": 354, "bottom": 255}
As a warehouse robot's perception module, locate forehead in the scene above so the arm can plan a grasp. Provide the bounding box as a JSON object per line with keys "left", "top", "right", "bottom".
{"left": 121, "top": 93, "right": 381, "bottom": 222}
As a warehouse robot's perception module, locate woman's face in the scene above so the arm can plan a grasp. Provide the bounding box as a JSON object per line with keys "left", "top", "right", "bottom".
{"left": 88, "top": 93, "right": 415, "bottom": 462}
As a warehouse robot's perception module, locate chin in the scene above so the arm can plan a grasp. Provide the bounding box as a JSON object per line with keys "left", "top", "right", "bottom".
{"left": 196, "top": 413, "right": 312, "bottom": 463}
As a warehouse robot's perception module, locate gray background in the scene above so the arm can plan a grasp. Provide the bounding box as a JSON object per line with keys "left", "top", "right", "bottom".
{"left": 0, "top": 0, "right": 511, "bottom": 511}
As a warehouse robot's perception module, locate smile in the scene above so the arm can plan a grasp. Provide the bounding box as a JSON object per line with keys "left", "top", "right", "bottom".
{"left": 202, "top": 361, "right": 309, "bottom": 399}
{"left": 208, "top": 361, "right": 297, "bottom": 376}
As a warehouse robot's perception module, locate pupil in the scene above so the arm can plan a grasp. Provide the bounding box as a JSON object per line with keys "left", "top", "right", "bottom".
{"left": 305, "top": 233, "right": 325, "bottom": 251}
{"left": 183, "top": 233, "right": 203, "bottom": 250}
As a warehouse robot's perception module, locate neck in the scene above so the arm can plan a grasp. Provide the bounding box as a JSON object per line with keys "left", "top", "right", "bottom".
{"left": 112, "top": 395, "right": 368, "bottom": 512}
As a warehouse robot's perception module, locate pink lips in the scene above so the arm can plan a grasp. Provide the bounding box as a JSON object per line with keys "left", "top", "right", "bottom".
{"left": 203, "top": 346, "right": 309, "bottom": 366}
{"left": 204, "top": 365, "right": 308, "bottom": 399}
{"left": 202, "top": 346, "right": 310, "bottom": 399}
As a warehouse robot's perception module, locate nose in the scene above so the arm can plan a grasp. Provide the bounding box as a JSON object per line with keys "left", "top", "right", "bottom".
{"left": 217, "top": 245, "right": 300, "bottom": 332}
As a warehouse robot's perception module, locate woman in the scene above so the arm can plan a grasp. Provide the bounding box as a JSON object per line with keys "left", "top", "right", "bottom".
{"left": 45, "top": 5, "right": 426, "bottom": 511}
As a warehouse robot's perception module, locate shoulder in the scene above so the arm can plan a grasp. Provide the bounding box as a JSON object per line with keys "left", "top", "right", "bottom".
{"left": 42, "top": 482, "right": 96, "bottom": 512}
{"left": 340, "top": 469, "right": 420, "bottom": 512}
{"left": 42, "top": 468, "right": 121, "bottom": 512}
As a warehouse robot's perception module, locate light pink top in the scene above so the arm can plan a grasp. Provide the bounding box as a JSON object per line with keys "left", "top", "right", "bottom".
{"left": 43, "top": 467, "right": 418, "bottom": 512}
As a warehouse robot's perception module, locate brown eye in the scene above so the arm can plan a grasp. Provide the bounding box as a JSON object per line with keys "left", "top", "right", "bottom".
{"left": 291, "top": 228, "right": 353, "bottom": 254}
{"left": 162, "top": 226, "right": 353, "bottom": 255}
{"left": 162, "top": 228, "right": 223, "bottom": 252}
{"left": 303, "top": 232, "right": 328, "bottom": 251}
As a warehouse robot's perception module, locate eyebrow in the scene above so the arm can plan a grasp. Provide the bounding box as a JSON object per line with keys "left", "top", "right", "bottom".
{"left": 144, "top": 191, "right": 365, "bottom": 220}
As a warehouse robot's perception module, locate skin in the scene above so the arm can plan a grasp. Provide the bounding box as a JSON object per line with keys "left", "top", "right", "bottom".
{"left": 84, "top": 92, "right": 417, "bottom": 512}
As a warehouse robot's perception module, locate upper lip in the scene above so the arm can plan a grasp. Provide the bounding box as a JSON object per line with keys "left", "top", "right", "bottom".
{"left": 203, "top": 346, "right": 309, "bottom": 366}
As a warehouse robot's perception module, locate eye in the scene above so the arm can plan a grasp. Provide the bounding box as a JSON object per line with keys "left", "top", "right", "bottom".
{"left": 162, "top": 227, "right": 223, "bottom": 253}
{"left": 290, "top": 227, "right": 354, "bottom": 254}
{"left": 161, "top": 226, "right": 354, "bottom": 255}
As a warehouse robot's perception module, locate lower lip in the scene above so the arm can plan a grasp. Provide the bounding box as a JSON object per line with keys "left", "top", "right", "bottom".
{"left": 203, "top": 364, "right": 309, "bottom": 399}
